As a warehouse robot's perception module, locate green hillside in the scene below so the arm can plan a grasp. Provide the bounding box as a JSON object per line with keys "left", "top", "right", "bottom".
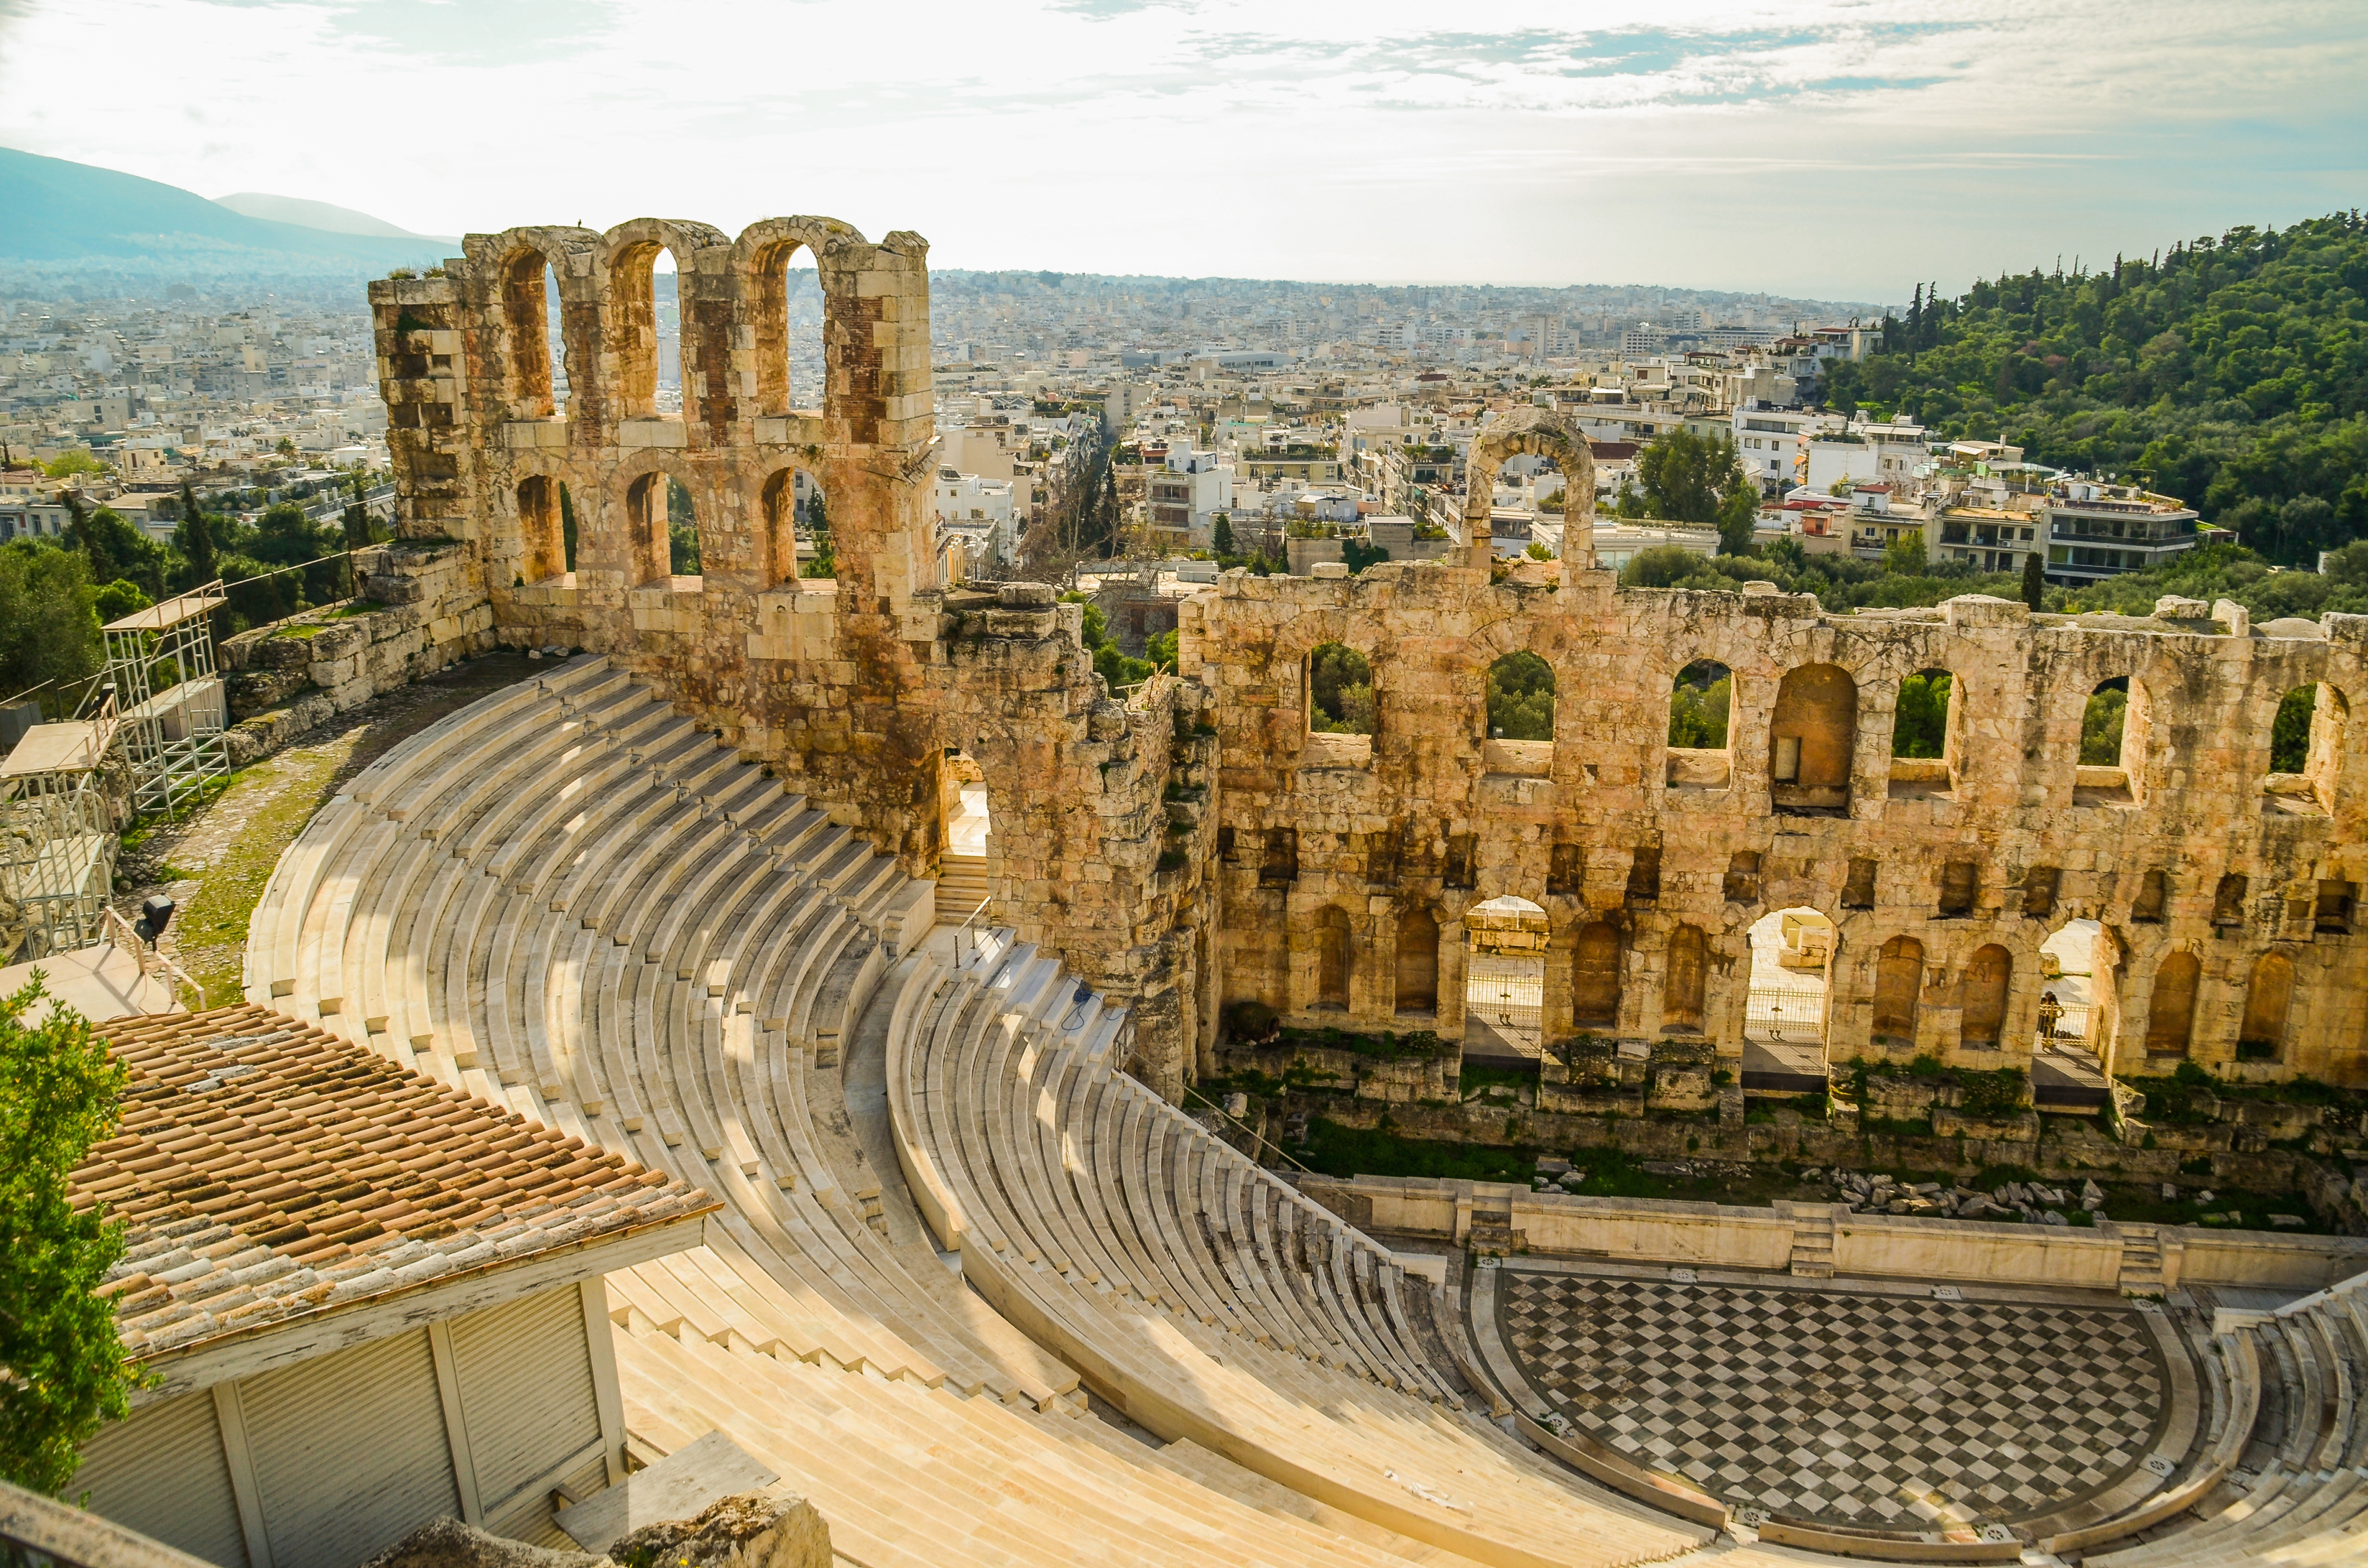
{"left": 1822, "top": 213, "right": 2368, "bottom": 565}
{"left": 0, "top": 146, "right": 448, "bottom": 273}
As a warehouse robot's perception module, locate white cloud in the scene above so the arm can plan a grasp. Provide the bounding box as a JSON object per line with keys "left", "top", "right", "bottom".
{"left": 0, "top": 0, "right": 2359, "bottom": 295}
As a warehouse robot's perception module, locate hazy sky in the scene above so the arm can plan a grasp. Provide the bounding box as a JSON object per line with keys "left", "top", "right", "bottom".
{"left": 1, "top": 0, "right": 2361, "bottom": 300}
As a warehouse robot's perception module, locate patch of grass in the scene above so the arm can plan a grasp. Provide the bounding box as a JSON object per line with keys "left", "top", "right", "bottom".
{"left": 1273, "top": 1024, "right": 1450, "bottom": 1061}
{"left": 268, "top": 622, "right": 329, "bottom": 639}
{"left": 2096, "top": 1180, "right": 2326, "bottom": 1232}
{"left": 1298, "top": 1119, "right": 1537, "bottom": 1183}
{"left": 1453, "top": 1062, "right": 1536, "bottom": 1100}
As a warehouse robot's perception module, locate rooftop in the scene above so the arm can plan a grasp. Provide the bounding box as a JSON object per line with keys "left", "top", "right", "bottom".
{"left": 73, "top": 1004, "right": 715, "bottom": 1367}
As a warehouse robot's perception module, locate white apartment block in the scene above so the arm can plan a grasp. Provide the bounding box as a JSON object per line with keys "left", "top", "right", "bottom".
{"left": 1147, "top": 445, "right": 1233, "bottom": 546}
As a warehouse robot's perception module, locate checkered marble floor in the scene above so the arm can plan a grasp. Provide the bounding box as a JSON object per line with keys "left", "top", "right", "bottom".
{"left": 1497, "top": 1271, "right": 2168, "bottom": 1527}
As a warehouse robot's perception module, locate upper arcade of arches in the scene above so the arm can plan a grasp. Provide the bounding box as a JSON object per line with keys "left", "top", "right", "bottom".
{"left": 428, "top": 215, "right": 927, "bottom": 453}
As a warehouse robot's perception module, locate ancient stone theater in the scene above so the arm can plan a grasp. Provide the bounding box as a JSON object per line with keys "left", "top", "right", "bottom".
{"left": 149, "top": 214, "right": 2368, "bottom": 1564}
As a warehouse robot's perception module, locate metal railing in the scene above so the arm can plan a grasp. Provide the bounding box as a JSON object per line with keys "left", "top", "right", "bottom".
{"left": 952, "top": 896, "right": 1001, "bottom": 972}
{"left": 1465, "top": 952, "right": 1543, "bottom": 1050}
{"left": 1182, "top": 1084, "right": 1317, "bottom": 1176}
{"left": 101, "top": 904, "right": 205, "bottom": 1014}
{"left": 1745, "top": 984, "right": 1826, "bottom": 1042}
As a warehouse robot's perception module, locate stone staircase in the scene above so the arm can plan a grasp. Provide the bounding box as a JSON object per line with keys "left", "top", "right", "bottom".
{"left": 2119, "top": 1224, "right": 2166, "bottom": 1296}
{"left": 935, "top": 851, "right": 990, "bottom": 925}
{"left": 1787, "top": 1203, "right": 1838, "bottom": 1279}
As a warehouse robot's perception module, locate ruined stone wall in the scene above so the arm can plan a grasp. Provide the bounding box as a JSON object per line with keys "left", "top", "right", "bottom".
{"left": 368, "top": 218, "right": 1217, "bottom": 1093}
{"left": 369, "top": 218, "right": 946, "bottom": 867}
{"left": 1181, "top": 558, "right": 2368, "bottom": 1088}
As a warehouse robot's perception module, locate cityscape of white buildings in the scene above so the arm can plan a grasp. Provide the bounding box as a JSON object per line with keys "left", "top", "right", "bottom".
{"left": 0, "top": 268, "right": 2211, "bottom": 607}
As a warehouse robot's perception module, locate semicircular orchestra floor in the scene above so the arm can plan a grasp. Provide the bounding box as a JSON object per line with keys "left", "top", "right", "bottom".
{"left": 1478, "top": 1261, "right": 2194, "bottom": 1533}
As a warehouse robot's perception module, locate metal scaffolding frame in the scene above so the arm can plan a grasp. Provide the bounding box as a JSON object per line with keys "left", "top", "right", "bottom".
{"left": 0, "top": 700, "right": 120, "bottom": 964}
{"left": 102, "top": 583, "right": 229, "bottom": 817}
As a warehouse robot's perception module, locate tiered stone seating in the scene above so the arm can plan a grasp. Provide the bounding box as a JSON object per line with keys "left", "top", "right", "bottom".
{"left": 2061, "top": 1277, "right": 2368, "bottom": 1566}
{"left": 254, "top": 660, "right": 1711, "bottom": 1566}
{"left": 889, "top": 937, "right": 1711, "bottom": 1568}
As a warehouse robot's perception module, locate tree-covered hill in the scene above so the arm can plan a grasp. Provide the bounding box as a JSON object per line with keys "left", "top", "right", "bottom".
{"left": 1822, "top": 213, "right": 2368, "bottom": 565}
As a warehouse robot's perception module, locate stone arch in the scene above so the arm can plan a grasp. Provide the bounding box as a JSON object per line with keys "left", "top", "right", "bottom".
{"left": 2077, "top": 673, "right": 2153, "bottom": 803}
{"left": 760, "top": 466, "right": 832, "bottom": 586}
{"left": 1311, "top": 905, "right": 1352, "bottom": 1010}
{"left": 1394, "top": 906, "right": 1439, "bottom": 1014}
{"left": 493, "top": 244, "right": 555, "bottom": 419}
{"left": 736, "top": 218, "right": 860, "bottom": 417}
{"left": 1872, "top": 935, "right": 1923, "bottom": 1045}
{"left": 1461, "top": 407, "right": 1597, "bottom": 570}
{"left": 2145, "top": 949, "right": 2200, "bottom": 1060}
{"left": 1666, "top": 657, "right": 1733, "bottom": 790}
{"left": 1571, "top": 920, "right": 1621, "bottom": 1028}
{"left": 1484, "top": 649, "right": 1554, "bottom": 742}
{"left": 1961, "top": 942, "right": 2012, "bottom": 1048}
{"left": 2237, "top": 949, "right": 2294, "bottom": 1060}
{"left": 2265, "top": 680, "right": 2347, "bottom": 816}
{"left": 1662, "top": 923, "right": 1707, "bottom": 1032}
{"left": 599, "top": 218, "right": 728, "bottom": 421}
{"left": 620, "top": 466, "right": 690, "bottom": 587}
{"left": 515, "top": 474, "right": 565, "bottom": 585}
{"left": 1769, "top": 662, "right": 1857, "bottom": 813}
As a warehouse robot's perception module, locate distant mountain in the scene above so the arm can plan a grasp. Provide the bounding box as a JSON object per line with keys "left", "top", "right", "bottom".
{"left": 212, "top": 191, "right": 455, "bottom": 246}
{"left": 0, "top": 146, "right": 451, "bottom": 273}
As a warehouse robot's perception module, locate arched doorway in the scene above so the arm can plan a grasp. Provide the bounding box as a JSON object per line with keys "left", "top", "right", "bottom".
{"left": 936, "top": 748, "right": 993, "bottom": 929}
{"left": 1745, "top": 905, "right": 1833, "bottom": 1090}
{"left": 2029, "top": 917, "right": 2111, "bottom": 1109}
{"left": 1465, "top": 894, "right": 1546, "bottom": 1061}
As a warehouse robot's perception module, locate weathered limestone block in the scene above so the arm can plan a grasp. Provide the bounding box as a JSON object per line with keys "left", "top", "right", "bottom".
{"left": 612, "top": 1489, "right": 831, "bottom": 1568}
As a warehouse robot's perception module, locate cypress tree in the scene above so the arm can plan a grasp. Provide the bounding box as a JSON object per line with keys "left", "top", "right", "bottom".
{"left": 2020, "top": 546, "right": 2046, "bottom": 610}
{"left": 175, "top": 481, "right": 218, "bottom": 590}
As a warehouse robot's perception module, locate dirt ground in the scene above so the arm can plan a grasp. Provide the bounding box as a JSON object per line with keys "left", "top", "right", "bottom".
{"left": 114, "top": 653, "right": 543, "bottom": 1008}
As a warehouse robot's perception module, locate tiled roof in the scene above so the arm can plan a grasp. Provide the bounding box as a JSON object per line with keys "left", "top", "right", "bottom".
{"left": 72, "top": 1004, "right": 716, "bottom": 1363}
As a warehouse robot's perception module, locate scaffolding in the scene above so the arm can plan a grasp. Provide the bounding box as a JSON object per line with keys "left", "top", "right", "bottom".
{"left": 102, "top": 583, "right": 229, "bottom": 817}
{"left": 0, "top": 700, "right": 119, "bottom": 964}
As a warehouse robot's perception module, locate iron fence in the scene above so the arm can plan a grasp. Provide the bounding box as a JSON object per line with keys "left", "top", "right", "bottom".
{"left": 1465, "top": 952, "right": 1543, "bottom": 1050}
{"left": 1745, "top": 984, "right": 1826, "bottom": 1042}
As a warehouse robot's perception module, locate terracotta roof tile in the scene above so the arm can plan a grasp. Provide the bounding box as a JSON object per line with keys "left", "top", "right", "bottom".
{"left": 73, "top": 1003, "right": 715, "bottom": 1364}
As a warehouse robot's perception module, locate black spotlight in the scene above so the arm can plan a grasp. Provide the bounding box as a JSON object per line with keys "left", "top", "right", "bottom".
{"left": 134, "top": 894, "right": 176, "bottom": 947}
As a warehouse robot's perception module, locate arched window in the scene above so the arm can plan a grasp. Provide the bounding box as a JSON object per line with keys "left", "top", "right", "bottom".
{"left": 1769, "top": 663, "right": 1857, "bottom": 814}
{"left": 1961, "top": 944, "right": 2011, "bottom": 1048}
{"left": 497, "top": 250, "right": 554, "bottom": 419}
{"left": 1668, "top": 660, "right": 1731, "bottom": 748}
{"left": 1572, "top": 921, "right": 1621, "bottom": 1028}
{"left": 1308, "top": 644, "right": 1374, "bottom": 736}
{"left": 1667, "top": 659, "right": 1732, "bottom": 790}
{"left": 1889, "top": 665, "right": 1958, "bottom": 801}
{"left": 1394, "top": 907, "right": 1439, "bottom": 1013}
{"left": 2237, "top": 951, "right": 2293, "bottom": 1060}
{"left": 1892, "top": 668, "right": 1955, "bottom": 758}
{"left": 2266, "top": 682, "right": 2347, "bottom": 815}
{"left": 516, "top": 476, "right": 565, "bottom": 585}
{"left": 1662, "top": 924, "right": 1707, "bottom": 1032}
{"left": 1312, "top": 907, "right": 1350, "bottom": 1010}
{"left": 623, "top": 472, "right": 673, "bottom": 587}
{"left": 1872, "top": 935, "right": 1923, "bottom": 1044}
{"left": 2145, "top": 951, "right": 2200, "bottom": 1060}
{"left": 610, "top": 242, "right": 682, "bottom": 418}
{"left": 751, "top": 239, "right": 826, "bottom": 417}
{"left": 2077, "top": 677, "right": 2148, "bottom": 805}
{"left": 2081, "top": 678, "right": 2126, "bottom": 764}
{"left": 664, "top": 476, "right": 702, "bottom": 578}
{"left": 1485, "top": 651, "right": 1554, "bottom": 741}
{"left": 546, "top": 262, "right": 569, "bottom": 416}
